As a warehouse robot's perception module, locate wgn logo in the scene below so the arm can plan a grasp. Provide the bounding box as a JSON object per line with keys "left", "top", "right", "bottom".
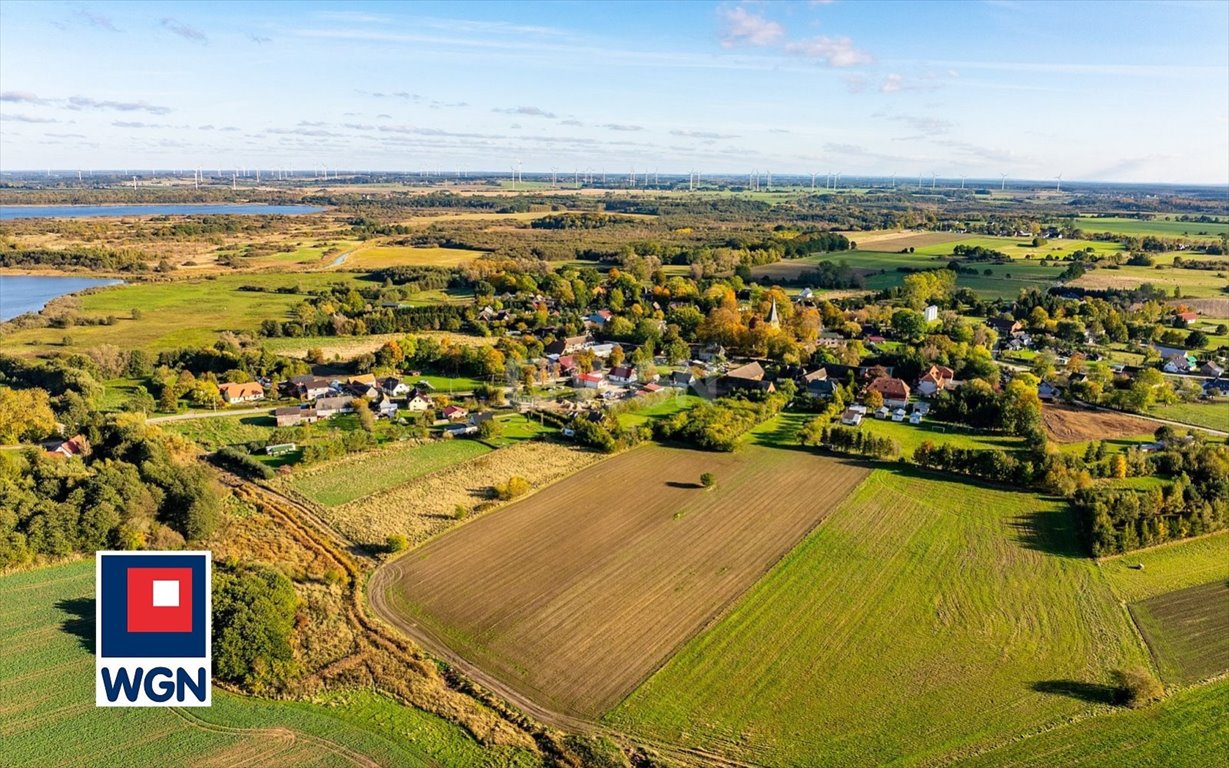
{"left": 96, "top": 551, "right": 212, "bottom": 707}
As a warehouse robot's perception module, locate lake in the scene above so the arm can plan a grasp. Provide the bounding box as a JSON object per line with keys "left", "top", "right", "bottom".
{"left": 0, "top": 204, "right": 325, "bottom": 220}
{"left": 0, "top": 275, "right": 122, "bottom": 321}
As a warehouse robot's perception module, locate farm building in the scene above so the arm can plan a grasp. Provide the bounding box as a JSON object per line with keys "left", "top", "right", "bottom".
{"left": 314, "top": 396, "right": 353, "bottom": 418}
{"left": 274, "top": 407, "right": 319, "bottom": 427}
{"left": 545, "top": 334, "right": 591, "bottom": 355}
{"left": 288, "top": 374, "right": 333, "bottom": 401}
{"left": 575, "top": 372, "right": 605, "bottom": 389}
{"left": 46, "top": 434, "right": 90, "bottom": 459}
{"left": 608, "top": 365, "right": 638, "bottom": 385}
{"left": 265, "top": 442, "right": 296, "bottom": 456}
{"left": 218, "top": 381, "right": 265, "bottom": 404}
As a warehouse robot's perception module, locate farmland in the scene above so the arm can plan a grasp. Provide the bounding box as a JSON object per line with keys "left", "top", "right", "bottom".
{"left": 161, "top": 413, "right": 277, "bottom": 450}
{"left": 1149, "top": 401, "right": 1229, "bottom": 432}
{"left": 953, "top": 678, "right": 1229, "bottom": 767}
{"left": 378, "top": 445, "right": 870, "bottom": 717}
{"left": 341, "top": 244, "right": 488, "bottom": 269}
{"left": 1129, "top": 581, "right": 1229, "bottom": 684}
{"left": 0, "top": 560, "right": 540, "bottom": 768}
{"left": 287, "top": 439, "right": 492, "bottom": 507}
{"left": 1074, "top": 215, "right": 1229, "bottom": 239}
{"left": 858, "top": 415, "right": 1024, "bottom": 456}
{"left": 321, "top": 440, "right": 604, "bottom": 546}
{"left": 607, "top": 469, "right": 1149, "bottom": 767}
{"left": 1100, "top": 532, "right": 1229, "bottom": 603}
{"left": 1041, "top": 405, "right": 1157, "bottom": 444}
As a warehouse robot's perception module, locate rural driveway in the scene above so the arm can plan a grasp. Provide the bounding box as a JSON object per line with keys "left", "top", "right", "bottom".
{"left": 147, "top": 406, "right": 269, "bottom": 423}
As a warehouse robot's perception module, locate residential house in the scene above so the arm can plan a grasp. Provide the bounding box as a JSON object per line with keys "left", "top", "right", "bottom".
{"left": 469, "top": 411, "right": 495, "bottom": 427}
{"left": 218, "top": 381, "right": 265, "bottom": 405}
{"left": 891, "top": 407, "right": 907, "bottom": 422}
{"left": 47, "top": 434, "right": 90, "bottom": 459}
{"left": 404, "top": 392, "right": 433, "bottom": 412}
{"left": 915, "top": 365, "right": 955, "bottom": 397}
{"left": 545, "top": 334, "right": 591, "bottom": 356}
{"left": 1198, "top": 361, "right": 1225, "bottom": 378}
{"left": 379, "top": 376, "right": 411, "bottom": 397}
{"left": 874, "top": 406, "right": 891, "bottom": 419}
{"left": 575, "top": 372, "right": 605, "bottom": 389}
{"left": 1037, "top": 381, "right": 1060, "bottom": 402}
{"left": 815, "top": 332, "right": 846, "bottom": 349}
{"left": 1175, "top": 310, "right": 1198, "bottom": 324}
{"left": 1162, "top": 354, "right": 1195, "bottom": 374}
{"left": 374, "top": 397, "right": 398, "bottom": 419}
{"left": 586, "top": 309, "right": 614, "bottom": 327}
{"left": 314, "top": 396, "right": 354, "bottom": 419}
{"left": 909, "top": 411, "right": 923, "bottom": 425}
{"left": 289, "top": 374, "right": 332, "bottom": 401}
{"left": 719, "top": 361, "right": 776, "bottom": 396}
{"left": 556, "top": 355, "right": 578, "bottom": 378}
{"left": 441, "top": 405, "right": 469, "bottom": 421}
{"left": 912, "top": 401, "right": 931, "bottom": 416}
{"left": 866, "top": 377, "right": 911, "bottom": 408}
{"left": 988, "top": 317, "right": 1024, "bottom": 336}
{"left": 608, "top": 365, "right": 638, "bottom": 385}
{"left": 669, "top": 370, "right": 695, "bottom": 389}
{"left": 807, "top": 378, "right": 838, "bottom": 398}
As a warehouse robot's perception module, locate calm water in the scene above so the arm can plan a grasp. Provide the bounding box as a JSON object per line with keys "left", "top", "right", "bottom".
{"left": 0, "top": 275, "right": 122, "bottom": 321}
{"left": 0, "top": 203, "right": 324, "bottom": 220}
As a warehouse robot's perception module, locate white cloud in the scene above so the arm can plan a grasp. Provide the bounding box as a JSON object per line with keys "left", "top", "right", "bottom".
{"left": 785, "top": 36, "right": 874, "bottom": 67}
{"left": 719, "top": 7, "right": 785, "bottom": 48}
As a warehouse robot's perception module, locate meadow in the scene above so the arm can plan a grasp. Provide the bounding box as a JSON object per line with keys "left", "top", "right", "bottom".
{"left": 288, "top": 438, "right": 492, "bottom": 507}
{"left": 0, "top": 272, "right": 372, "bottom": 356}
{"left": 606, "top": 468, "right": 1149, "bottom": 767}
{"left": 380, "top": 445, "right": 869, "bottom": 717}
{"left": 1074, "top": 215, "right": 1229, "bottom": 240}
{"left": 1129, "top": 581, "right": 1229, "bottom": 684}
{"left": 1099, "top": 532, "right": 1229, "bottom": 603}
{"left": 342, "top": 244, "right": 488, "bottom": 269}
{"left": 1149, "top": 401, "right": 1229, "bottom": 432}
{"left": 952, "top": 678, "right": 1229, "bottom": 767}
{"left": 161, "top": 414, "right": 278, "bottom": 450}
{"left": 0, "top": 561, "right": 540, "bottom": 768}
{"left": 857, "top": 415, "right": 1024, "bottom": 456}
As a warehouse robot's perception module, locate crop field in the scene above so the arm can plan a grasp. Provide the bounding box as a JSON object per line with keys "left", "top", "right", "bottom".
{"left": 1071, "top": 265, "right": 1229, "bottom": 299}
{"left": 911, "top": 235, "right": 1126, "bottom": 260}
{"left": 607, "top": 469, "right": 1149, "bottom": 767}
{"left": 0, "top": 561, "right": 537, "bottom": 768}
{"left": 0, "top": 272, "right": 373, "bottom": 356}
{"left": 262, "top": 330, "right": 497, "bottom": 360}
{"left": 953, "top": 678, "right": 1229, "bottom": 768}
{"left": 1075, "top": 215, "right": 1229, "bottom": 239}
{"left": 1129, "top": 581, "right": 1229, "bottom": 684}
{"left": 342, "top": 245, "right": 488, "bottom": 269}
{"left": 322, "top": 440, "right": 604, "bottom": 546}
{"left": 1100, "top": 532, "right": 1229, "bottom": 603}
{"left": 381, "top": 445, "right": 869, "bottom": 717}
{"left": 1149, "top": 401, "right": 1229, "bottom": 432}
{"left": 288, "top": 439, "right": 492, "bottom": 507}
{"left": 837, "top": 229, "right": 967, "bottom": 250}
{"left": 1041, "top": 405, "right": 1157, "bottom": 444}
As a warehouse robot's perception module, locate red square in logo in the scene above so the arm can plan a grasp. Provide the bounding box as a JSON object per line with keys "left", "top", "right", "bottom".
{"left": 127, "top": 567, "right": 193, "bottom": 633}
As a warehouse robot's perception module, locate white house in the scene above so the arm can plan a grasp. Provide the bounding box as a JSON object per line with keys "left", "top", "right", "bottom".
{"left": 892, "top": 407, "right": 907, "bottom": 422}
{"left": 218, "top": 381, "right": 265, "bottom": 405}
{"left": 404, "top": 393, "right": 432, "bottom": 412}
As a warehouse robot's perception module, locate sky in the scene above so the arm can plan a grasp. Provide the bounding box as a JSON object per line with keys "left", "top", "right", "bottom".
{"left": 1, "top": 0, "right": 1227, "bottom": 184}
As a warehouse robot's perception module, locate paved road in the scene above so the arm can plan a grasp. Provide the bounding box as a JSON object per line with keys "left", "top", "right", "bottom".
{"left": 147, "top": 406, "right": 270, "bottom": 423}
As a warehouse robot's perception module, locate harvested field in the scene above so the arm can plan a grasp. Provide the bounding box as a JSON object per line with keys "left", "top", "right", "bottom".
{"left": 838, "top": 229, "right": 967, "bottom": 250}
{"left": 324, "top": 441, "right": 603, "bottom": 546}
{"left": 1130, "top": 581, "right": 1229, "bottom": 684}
{"left": 1041, "top": 404, "right": 1156, "bottom": 443}
{"left": 379, "top": 445, "right": 869, "bottom": 717}
{"left": 1175, "top": 297, "right": 1229, "bottom": 316}
{"left": 266, "top": 331, "right": 498, "bottom": 361}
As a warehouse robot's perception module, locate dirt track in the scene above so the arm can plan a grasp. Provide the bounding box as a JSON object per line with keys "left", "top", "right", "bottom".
{"left": 373, "top": 445, "right": 869, "bottom": 720}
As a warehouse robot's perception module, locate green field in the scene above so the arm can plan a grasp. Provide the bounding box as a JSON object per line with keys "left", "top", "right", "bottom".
{"left": 606, "top": 469, "right": 1149, "bottom": 767}
{"left": 288, "top": 438, "right": 492, "bottom": 506}
{"left": 952, "top": 678, "right": 1229, "bottom": 767}
{"left": 1129, "top": 581, "right": 1229, "bottom": 684}
{"left": 1149, "top": 401, "right": 1229, "bottom": 432}
{"left": 481, "top": 413, "right": 556, "bottom": 447}
{"left": 0, "top": 561, "right": 539, "bottom": 768}
{"left": 1075, "top": 215, "right": 1229, "bottom": 240}
{"left": 858, "top": 415, "right": 1024, "bottom": 456}
{"left": 343, "top": 245, "right": 488, "bottom": 268}
{"left": 1099, "top": 532, "right": 1229, "bottom": 603}
{"left": 615, "top": 393, "right": 702, "bottom": 428}
{"left": 0, "top": 273, "right": 373, "bottom": 356}
{"left": 161, "top": 414, "right": 278, "bottom": 450}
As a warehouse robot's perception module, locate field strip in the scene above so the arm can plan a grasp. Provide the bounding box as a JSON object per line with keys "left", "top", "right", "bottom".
{"left": 171, "top": 706, "right": 385, "bottom": 768}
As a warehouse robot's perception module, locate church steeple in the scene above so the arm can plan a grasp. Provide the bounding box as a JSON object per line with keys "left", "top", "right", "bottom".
{"left": 767, "top": 298, "right": 780, "bottom": 329}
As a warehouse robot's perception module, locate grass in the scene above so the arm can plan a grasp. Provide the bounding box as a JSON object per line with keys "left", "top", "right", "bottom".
{"left": 857, "top": 415, "right": 1024, "bottom": 456}
{"left": 0, "top": 560, "right": 539, "bottom": 768}
{"left": 953, "top": 678, "right": 1229, "bottom": 767}
{"left": 615, "top": 393, "right": 702, "bottom": 428}
{"left": 288, "top": 438, "right": 492, "bottom": 507}
{"left": 607, "top": 468, "right": 1149, "bottom": 767}
{"left": 1099, "top": 532, "right": 1229, "bottom": 603}
{"left": 344, "top": 245, "right": 488, "bottom": 268}
{"left": 1072, "top": 264, "right": 1229, "bottom": 299}
{"left": 1149, "top": 401, "right": 1229, "bottom": 432}
{"left": 0, "top": 272, "right": 374, "bottom": 356}
{"left": 1129, "top": 581, "right": 1229, "bottom": 684}
{"left": 161, "top": 414, "right": 278, "bottom": 450}
{"left": 1074, "top": 215, "right": 1229, "bottom": 240}
{"left": 482, "top": 413, "right": 555, "bottom": 448}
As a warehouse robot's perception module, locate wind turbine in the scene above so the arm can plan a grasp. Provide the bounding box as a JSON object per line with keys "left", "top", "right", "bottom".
{"left": 891, "top": 172, "right": 896, "bottom": 190}
{"left": 931, "top": 172, "right": 937, "bottom": 190}
{"left": 1001, "top": 173, "right": 1007, "bottom": 191}
{"left": 960, "top": 175, "right": 966, "bottom": 190}
{"left": 1055, "top": 173, "right": 1063, "bottom": 193}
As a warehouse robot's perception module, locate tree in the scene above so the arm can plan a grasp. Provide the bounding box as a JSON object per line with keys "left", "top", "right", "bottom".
{"left": 863, "top": 389, "right": 885, "bottom": 410}
{"left": 1113, "top": 667, "right": 1164, "bottom": 708}
{"left": 478, "top": 417, "right": 503, "bottom": 439}
{"left": 353, "top": 399, "right": 375, "bottom": 433}
{"left": 386, "top": 534, "right": 408, "bottom": 552}
{"left": 1186, "top": 330, "right": 1209, "bottom": 349}
{"left": 495, "top": 475, "right": 530, "bottom": 500}
{"left": 0, "top": 388, "right": 56, "bottom": 443}
{"left": 700, "top": 472, "right": 716, "bottom": 488}
{"left": 891, "top": 308, "right": 928, "bottom": 340}
{"left": 212, "top": 565, "right": 299, "bottom": 693}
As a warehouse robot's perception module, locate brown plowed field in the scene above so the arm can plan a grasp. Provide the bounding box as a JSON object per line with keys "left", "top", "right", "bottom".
{"left": 380, "top": 445, "right": 869, "bottom": 718}
{"left": 1130, "top": 580, "right": 1229, "bottom": 684}
{"left": 1041, "top": 404, "right": 1156, "bottom": 443}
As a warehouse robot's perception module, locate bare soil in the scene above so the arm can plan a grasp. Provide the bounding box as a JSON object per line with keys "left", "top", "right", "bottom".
{"left": 1041, "top": 404, "right": 1156, "bottom": 443}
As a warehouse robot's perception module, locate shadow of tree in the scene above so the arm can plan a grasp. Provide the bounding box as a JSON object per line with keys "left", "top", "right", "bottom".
{"left": 1031, "top": 679, "right": 1119, "bottom": 705}
{"left": 665, "top": 481, "right": 703, "bottom": 489}
{"left": 56, "top": 597, "right": 95, "bottom": 654}
{"left": 1008, "top": 506, "right": 1085, "bottom": 559}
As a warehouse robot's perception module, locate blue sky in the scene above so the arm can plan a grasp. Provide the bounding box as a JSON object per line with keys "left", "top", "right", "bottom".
{"left": 1, "top": 1, "right": 1226, "bottom": 183}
